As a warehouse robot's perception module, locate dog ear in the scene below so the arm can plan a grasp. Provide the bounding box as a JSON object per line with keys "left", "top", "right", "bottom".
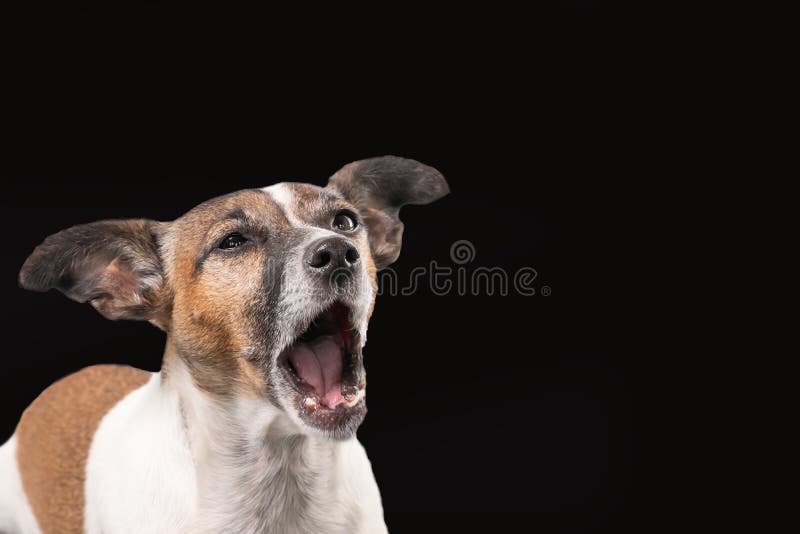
{"left": 327, "top": 155, "right": 449, "bottom": 269}
{"left": 18, "top": 219, "right": 170, "bottom": 327}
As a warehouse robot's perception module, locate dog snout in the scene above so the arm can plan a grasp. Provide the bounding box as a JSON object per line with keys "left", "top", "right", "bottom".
{"left": 305, "top": 237, "right": 360, "bottom": 277}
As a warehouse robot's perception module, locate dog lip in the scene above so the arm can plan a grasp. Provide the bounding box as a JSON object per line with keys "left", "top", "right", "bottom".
{"left": 301, "top": 388, "right": 365, "bottom": 414}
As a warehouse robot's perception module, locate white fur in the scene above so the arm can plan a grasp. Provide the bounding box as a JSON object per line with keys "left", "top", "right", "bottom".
{"left": 263, "top": 183, "right": 307, "bottom": 228}
{"left": 0, "top": 436, "right": 41, "bottom": 534}
{"left": 263, "top": 183, "right": 351, "bottom": 240}
{"left": 82, "top": 362, "right": 386, "bottom": 534}
{"left": 84, "top": 373, "right": 197, "bottom": 534}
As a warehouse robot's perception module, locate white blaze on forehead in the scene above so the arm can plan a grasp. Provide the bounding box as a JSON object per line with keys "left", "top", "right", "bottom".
{"left": 263, "top": 182, "right": 343, "bottom": 242}
{"left": 262, "top": 183, "right": 304, "bottom": 227}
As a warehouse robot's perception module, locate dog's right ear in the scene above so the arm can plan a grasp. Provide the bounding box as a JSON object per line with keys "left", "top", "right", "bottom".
{"left": 19, "top": 219, "right": 171, "bottom": 329}
{"left": 327, "top": 156, "right": 449, "bottom": 269}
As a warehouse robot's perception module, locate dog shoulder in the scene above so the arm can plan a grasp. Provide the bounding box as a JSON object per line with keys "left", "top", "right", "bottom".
{"left": 16, "top": 364, "right": 151, "bottom": 534}
{"left": 84, "top": 370, "right": 198, "bottom": 534}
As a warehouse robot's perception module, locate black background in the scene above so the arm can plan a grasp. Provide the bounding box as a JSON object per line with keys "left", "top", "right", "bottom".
{"left": 1, "top": 4, "right": 632, "bottom": 533}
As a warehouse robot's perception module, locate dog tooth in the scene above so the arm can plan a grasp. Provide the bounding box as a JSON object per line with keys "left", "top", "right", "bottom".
{"left": 343, "top": 388, "right": 365, "bottom": 407}
{"left": 303, "top": 397, "right": 318, "bottom": 412}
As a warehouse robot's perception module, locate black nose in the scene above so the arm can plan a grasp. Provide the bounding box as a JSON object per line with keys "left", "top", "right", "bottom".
{"left": 305, "top": 237, "right": 360, "bottom": 273}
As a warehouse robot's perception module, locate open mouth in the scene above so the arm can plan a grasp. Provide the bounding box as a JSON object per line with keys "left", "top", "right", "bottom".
{"left": 279, "top": 302, "right": 365, "bottom": 425}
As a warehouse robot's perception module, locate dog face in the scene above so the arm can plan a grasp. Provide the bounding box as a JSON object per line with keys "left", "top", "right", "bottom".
{"left": 19, "top": 156, "right": 448, "bottom": 440}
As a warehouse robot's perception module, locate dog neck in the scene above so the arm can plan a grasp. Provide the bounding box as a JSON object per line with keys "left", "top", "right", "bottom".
{"left": 161, "top": 343, "right": 358, "bottom": 534}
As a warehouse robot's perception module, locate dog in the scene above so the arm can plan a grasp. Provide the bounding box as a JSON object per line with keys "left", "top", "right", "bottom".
{"left": 0, "top": 156, "right": 448, "bottom": 534}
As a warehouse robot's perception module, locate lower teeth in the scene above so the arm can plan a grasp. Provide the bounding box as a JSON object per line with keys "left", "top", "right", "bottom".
{"left": 303, "top": 397, "right": 318, "bottom": 411}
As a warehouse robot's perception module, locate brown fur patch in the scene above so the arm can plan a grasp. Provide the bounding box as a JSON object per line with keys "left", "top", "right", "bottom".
{"left": 16, "top": 365, "right": 150, "bottom": 534}
{"left": 164, "top": 189, "right": 291, "bottom": 399}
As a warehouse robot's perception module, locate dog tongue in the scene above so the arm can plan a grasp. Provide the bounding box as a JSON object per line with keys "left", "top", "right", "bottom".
{"left": 288, "top": 335, "right": 344, "bottom": 408}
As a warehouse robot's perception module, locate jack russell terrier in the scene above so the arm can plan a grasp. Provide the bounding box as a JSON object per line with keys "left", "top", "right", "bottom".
{"left": 0, "top": 156, "right": 448, "bottom": 534}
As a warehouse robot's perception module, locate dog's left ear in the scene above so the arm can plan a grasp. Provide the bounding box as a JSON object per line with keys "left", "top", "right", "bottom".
{"left": 327, "top": 155, "right": 449, "bottom": 269}
{"left": 18, "top": 219, "right": 170, "bottom": 328}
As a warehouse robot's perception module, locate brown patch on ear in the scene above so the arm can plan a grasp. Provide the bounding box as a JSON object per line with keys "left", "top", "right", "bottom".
{"left": 16, "top": 365, "right": 150, "bottom": 534}
{"left": 360, "top": 207, "right": 404, "bottom": 269}
{"left": 327, "top": 155, "right": 449, "bottom": 269}
{"left": 88, "top": 258, "right": 144, "bottom": 319}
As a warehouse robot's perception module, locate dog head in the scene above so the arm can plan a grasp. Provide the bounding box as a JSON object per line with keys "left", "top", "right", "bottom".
{"left": 18, "top": 156, "right": 448, "bottom": 440}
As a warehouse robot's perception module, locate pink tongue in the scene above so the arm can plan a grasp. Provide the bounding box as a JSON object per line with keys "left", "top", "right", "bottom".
{"left": 288, "top": 335, "right": 344, "bottom": 408}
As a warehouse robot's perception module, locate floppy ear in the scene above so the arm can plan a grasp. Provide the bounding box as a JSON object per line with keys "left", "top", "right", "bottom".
{"left": 18, "top": 219, "right": 170, "bottom": 326}
{"left": 327, "top": 155, "right": 449, "bottom": 269}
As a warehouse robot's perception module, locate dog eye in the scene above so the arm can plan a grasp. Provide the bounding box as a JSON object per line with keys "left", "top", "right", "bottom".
{"left": 219, "top": 233, "right": 248, "bottom": 250}
{"left": 333, "top": 211, "right": 357, "bottom": 232}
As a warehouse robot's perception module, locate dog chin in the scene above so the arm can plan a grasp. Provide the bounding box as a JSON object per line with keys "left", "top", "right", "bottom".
{"left": 277, "top": 300, "right": 368, "bottom": 440}
{"left": 289, "top": 393, "right": 367, "bottom": 441}
{"left": 277, "top": 376, "right": 368, "bottom": 441}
